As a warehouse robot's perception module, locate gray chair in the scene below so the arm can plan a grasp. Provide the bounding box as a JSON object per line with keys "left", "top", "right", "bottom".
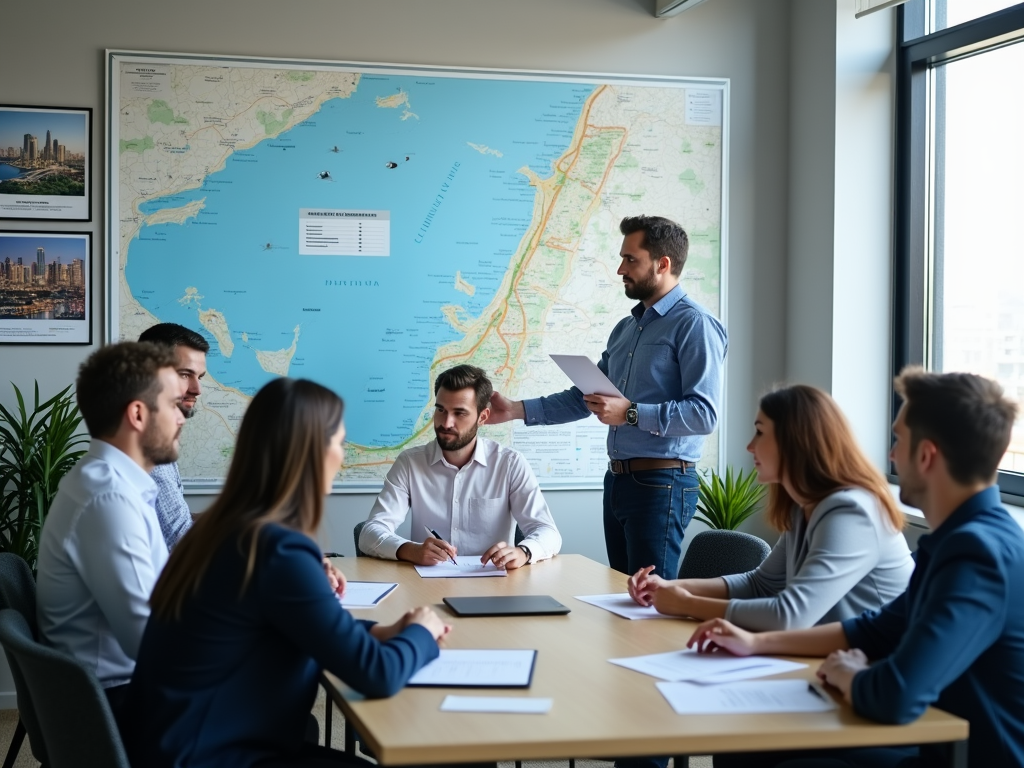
{"left": 353, "top": 520, "right": 368, "bottom": 557}
{"left": 678, "top": 529, "right": 772, "bottom": 580}
{"left": 0, "top": 607, "right": 129, "bottom": 768}
{"left": 0, "top": 553, "right": 47, "bottom": 768}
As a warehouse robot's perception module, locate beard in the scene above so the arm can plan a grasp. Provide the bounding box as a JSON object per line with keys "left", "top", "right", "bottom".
{"left": 142, "top": 418, "right": 181, "bottom": 466}
{"left": 435, "top": 422, "right": 479, "bottom": 452}
{"left": 623, "top": 268, "right": 659, "bottom": 301}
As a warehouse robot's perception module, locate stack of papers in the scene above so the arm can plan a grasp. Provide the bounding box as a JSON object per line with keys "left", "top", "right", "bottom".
{"left": 338, "top": 582, "right": 397, "bottom": 607}
{"left": 609, "top": 649, "right": 807, "bottom": 683}
{"left": 657, "top": 680, "right": 835, "bottom": 714}
{"left": 414, "top": 562, "right": 507, "bottom": 578}
{"left": 575, "top": 593, "right": 675, "bottom": 620}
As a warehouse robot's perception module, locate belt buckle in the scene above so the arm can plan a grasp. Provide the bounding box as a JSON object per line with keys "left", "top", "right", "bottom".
{"left": 608, "top": 460, "right": 626, "bottom": 475}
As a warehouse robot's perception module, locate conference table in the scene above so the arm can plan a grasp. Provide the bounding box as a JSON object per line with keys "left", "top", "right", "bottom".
{"left": 325, "top": 555, "right": 968, "bottom": 766}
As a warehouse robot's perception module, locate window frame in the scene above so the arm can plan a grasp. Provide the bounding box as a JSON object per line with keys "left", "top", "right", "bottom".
{"left": 893, "top": 0, "right": 1024, "bottom": 501}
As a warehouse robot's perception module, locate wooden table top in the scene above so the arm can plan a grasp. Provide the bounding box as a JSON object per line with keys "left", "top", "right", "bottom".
{"left": 324, "top": 554, "right": 967, "bottom": 765}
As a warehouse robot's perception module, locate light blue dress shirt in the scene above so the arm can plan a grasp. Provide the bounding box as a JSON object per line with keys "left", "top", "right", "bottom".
{"left": 523, "top": 284, "right": 727, "bottom": 461}
{"left": 150, "top": 461, "right": 193, "bottom": 549}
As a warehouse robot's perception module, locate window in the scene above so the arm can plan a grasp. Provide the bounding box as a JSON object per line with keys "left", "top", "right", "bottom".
{"left": 895, "top": 0, "right": 1024, "bottom": 496}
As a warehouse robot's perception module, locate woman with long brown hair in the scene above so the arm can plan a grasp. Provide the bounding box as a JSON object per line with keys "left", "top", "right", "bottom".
{"left": 629, "top": 384, "right": 914, "bottom": 631}
{"left": 122, "top": 378, "right": 449, "bottom": 768}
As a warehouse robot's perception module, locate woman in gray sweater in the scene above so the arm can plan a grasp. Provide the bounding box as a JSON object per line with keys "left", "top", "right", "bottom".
{"left": 628, "top": 385, "right": 914, "bottom": 631}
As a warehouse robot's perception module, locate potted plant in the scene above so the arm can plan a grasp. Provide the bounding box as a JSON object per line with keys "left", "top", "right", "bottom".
{"left": 0, "top": 382, "right": 88, "bottom": 573}
{"left": 694, "top": 465, "right": 766, "bottom": 530}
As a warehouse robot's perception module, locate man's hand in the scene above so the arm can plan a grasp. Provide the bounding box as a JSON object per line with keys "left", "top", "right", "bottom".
{"left": 371, "top": 606, "right": 452, "bottom": 643}
{"left": 817, "top": 648, "right": 869, "bottom": 703}
{"left": 582, "top": 394, "right": 630, "bottom": 425}
{"left": 488, "top": 392, "right": 525, "bottom": 424}
{"left": 397, "top": 537, "right": 458, "bottom": 566}
{"left": 322, "top": 557, "right": 346, "bottom": 597}
{"left": 481, "top": 541, "right": 528, "bottom": 570}
{"left": 628, "top": 565, "right": 667, "bottom": 606}
{"left": 687, "top": 618, "right": 759, "bottom": 656}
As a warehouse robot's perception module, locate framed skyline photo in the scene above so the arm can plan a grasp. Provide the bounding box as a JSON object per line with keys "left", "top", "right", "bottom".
{"left": 0, "top": 105, "right": 91, "bottom": 221}
{"left": 0, "top": 230, "right": 91, "bottom": 344}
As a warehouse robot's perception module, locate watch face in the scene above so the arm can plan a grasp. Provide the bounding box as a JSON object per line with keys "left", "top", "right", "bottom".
{"left": 627, "top": 408, "right": 638, "bottom": 425}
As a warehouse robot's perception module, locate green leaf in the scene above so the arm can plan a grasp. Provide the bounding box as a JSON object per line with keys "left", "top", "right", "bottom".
{"left": 695, "top": 465, "right": 766, "bottom": 530}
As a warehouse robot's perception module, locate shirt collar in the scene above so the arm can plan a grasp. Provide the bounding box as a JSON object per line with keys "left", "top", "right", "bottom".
{"left": 916, "top": 485, "right": 1003, "bottom": 554}
{"left": 88, "top": 438, "right": 159, "bottom": 505}
{"left": 630, "top": 283, "right": 685, "bottom": 322}
{"left": 426, "top": 436, "right": 490, "bottom": 468}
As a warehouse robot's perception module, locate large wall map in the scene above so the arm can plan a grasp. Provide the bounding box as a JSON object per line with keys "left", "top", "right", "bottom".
{"left": 107, "top": 51, "right": 727, "bottom": 490}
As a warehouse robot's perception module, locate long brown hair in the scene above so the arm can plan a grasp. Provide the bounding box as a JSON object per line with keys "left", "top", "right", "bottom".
{"left": 151, "top": 378, "right": 344, "bottom": 621}
{"left": 759, "top": 385, "right": 902, "bottom": 532}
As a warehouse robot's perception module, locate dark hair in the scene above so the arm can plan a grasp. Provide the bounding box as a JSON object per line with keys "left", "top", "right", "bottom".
{"left": 151, "top": 378, "right": 344, "bottom": 621}
{"left": 434, "top": 364, "right": 493, "bottom": 414}
{"left": 895, "top": 367, "right": 1018, "bottom": 485}
{"left": 76, "top": 342, "right": 179, "bottom": 438}
{"left": 759, "top": 385, "right": 903, "bottom": 532}
{"left": 139, "top": 322, "right": 210, "bottom": 353}
{"left": 619, "top": 215, "right": 689, "bottom": 276}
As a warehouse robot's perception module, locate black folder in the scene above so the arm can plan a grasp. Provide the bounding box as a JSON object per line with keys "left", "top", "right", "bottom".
{"left": 442, "top": 595, "right": 571, "bottom": 617}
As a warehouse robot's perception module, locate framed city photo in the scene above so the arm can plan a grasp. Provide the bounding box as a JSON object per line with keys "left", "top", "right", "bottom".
{"left": 0, "top": 230, "right": 91, "bottom": 344}
{"left": 0, "top": 105, "right": 91, "bottom": 221}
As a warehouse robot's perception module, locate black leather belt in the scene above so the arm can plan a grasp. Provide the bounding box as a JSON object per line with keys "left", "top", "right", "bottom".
{"left": 608, "top": 458, "right": 695, "bottom": 475}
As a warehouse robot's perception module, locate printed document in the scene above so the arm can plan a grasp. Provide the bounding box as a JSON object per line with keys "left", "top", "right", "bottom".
{"left": 657, "top": 680, "right": 836, "bottom": 715}
{"left": 609, "top": 649, "right": 806, "bottom": 683}
{"left": 575, "top": 593, "right": 675, "bottom": 620}
{"left": 338, "top": 582, "right": 397, "bottom": 607}
{"left": 440, "top": 695, "right": 553, "bottom": 714}
{"left": 408, "top": 649, "right": 537, "bottom": 687}
{"left": 414, "top": 562, "right": 508, "bottom": 578}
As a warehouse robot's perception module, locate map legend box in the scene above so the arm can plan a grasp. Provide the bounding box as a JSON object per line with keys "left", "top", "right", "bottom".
{"left": 299, "top": 209, "right": 390, "bottom": 256}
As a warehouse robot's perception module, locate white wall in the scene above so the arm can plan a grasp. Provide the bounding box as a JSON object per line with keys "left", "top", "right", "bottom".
{"left": 1, "top": 0, "right": 795, "bottom": 561}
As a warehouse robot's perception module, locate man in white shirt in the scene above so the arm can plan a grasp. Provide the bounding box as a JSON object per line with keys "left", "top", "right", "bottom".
{"left": 359, "top": 364, "right": 561, "bottom": 569}
{"left": 36, "top": 341, "right": 184, "bottom": 713}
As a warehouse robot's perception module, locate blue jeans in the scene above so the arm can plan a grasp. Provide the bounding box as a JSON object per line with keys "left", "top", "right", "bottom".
{"left": 603, "top": 466, "right": 699, "bottom": 578}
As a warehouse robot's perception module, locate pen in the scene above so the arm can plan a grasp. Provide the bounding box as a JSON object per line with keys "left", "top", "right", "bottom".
{"left": 424, "top": 525, "right": 459, "bottom": 566}
{"left": 322, "top": 552, "right": 343, "bottom": 559}
{"left": 807, "top": 683, "right": 827, "bottom": 702}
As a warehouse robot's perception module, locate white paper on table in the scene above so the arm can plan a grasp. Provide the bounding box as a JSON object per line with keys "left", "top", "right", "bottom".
{"left": 408, "top": 649, "right": 537, "bottom": 687}
{"left": 440, "top": 695, "right": 553, "bottom": 714}
{"left": 609, "top": 649, "right": 807, "bottom": 683}
{"left": 414, "top": 562, "right": 507, "bottom": 578}
{"left": 575, "top": 593, "right": 676, "bottom": 620}
{"left": 337, "top": 581, "right": 398, "bottom": 607}
{"left": 549, "top": 354, "right": 623, "bottom": 397}
{"left": 656, "top": 680, "right": 836, "bottom": 715}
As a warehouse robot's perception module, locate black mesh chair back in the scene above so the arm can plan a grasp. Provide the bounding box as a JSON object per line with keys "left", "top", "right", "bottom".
{"left": 354, "top": 520, "right": 368, "bottom": 557}
{"left": 677, "top": 529, "right": 772, "bottom": 580}
{"left": 0, "top": 608, "right": 129, "bottom": 768}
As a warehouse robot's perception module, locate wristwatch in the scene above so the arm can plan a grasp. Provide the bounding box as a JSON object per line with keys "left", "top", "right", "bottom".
{"left": 625, "top": 402, "right": 639, "bottom": 426}
{"left": 519, "top": 544, "right": 533, "bottom": 564}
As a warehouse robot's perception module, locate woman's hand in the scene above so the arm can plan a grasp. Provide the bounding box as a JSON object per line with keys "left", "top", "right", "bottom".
{"left": 687, "top": 618, "right": 758, "bottom": 656}
{"left": 322, "top": 558, "right": 346, "bottom": 597}
{"left": 371, "top": 606, "right": 452, "bottom": 643}
{"left": 628, "top": 565, "right": 666, "bottom": 606}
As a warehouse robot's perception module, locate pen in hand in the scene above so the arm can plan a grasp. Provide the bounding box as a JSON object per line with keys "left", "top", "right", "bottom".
{"left": 424, "top": 525, "right": 459, "bottom": 566}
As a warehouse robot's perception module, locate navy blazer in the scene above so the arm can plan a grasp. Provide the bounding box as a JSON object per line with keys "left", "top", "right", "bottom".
{"left": 842, "top": 486, "right": 1024, "bottom": 767}
{"left": 123, "top": 523, "right": 438, "bottom": 768}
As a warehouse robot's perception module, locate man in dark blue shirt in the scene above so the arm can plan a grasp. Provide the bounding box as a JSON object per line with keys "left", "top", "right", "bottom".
{"left": 489, "top": 215, "right": 728, "bottom": 581}
{"left": 689, "top": 368, "right": 1024, "bottom": 768}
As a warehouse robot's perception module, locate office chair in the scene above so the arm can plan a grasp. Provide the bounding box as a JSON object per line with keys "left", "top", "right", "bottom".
{"left": 678, "top": 529, "right": 772, "bottom": 580}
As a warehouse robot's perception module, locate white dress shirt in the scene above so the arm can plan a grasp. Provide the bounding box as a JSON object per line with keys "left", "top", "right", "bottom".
{"left": 36, "top": 440, "right": 169, "bottom": 688}
{"left": 359, "top": 436, "right": 561, "bottom": 561}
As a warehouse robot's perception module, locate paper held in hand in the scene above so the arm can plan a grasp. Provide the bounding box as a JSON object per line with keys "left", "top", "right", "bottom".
{"left": 549, "top": 354, "right": 623, "bottom": 397}
{"left": 609, "top": 648, "right": 807, "bottom": 683}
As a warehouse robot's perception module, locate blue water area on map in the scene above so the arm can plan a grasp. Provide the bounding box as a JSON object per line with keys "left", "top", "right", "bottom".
{"left": 126, "top": 75, "right": 594, "bottom": 446}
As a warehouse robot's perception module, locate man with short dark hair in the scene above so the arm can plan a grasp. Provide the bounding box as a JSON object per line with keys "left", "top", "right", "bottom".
{"left": 360, "top": 364, "right": 561, "bottom": 569}
{"left": 37, "top": 342, "right": 184, "bottom": 712}
{"left": 139, "top": 322, "right": 209, "bottom": 549}
{"left": 490, "top": 215, "right": 728, "bottom": 578}
{"left": 690, "top": 368, "right": 1024, "bottom": 768}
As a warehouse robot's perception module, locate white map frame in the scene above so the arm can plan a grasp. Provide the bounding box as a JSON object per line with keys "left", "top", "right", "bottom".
{"left": 105, "top": 49, "right": 729, "bottom": 492}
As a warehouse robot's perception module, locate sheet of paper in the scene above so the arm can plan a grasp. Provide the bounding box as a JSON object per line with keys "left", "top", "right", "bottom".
{"left": 609, "top": 649, "right": 807, "bottom": 683}
{"left": 414, "top": 562, "right": 508, "bottom": 578}
{"left": 408, "top": 649, "right": 537, "bottom": 687}
{"left": 657, "top": 680, "right": 836, "bottom": 715}
{"left": 549, "top": 354, "right": 623, "bottom": 397}
{"left": 440, "top": 695, "right": 553, "bottom": 714}
{"left": 575, "top": 593, "right": 676, "bottom": 620}
{"left": 338, "top": 581, "right": 398, "bottom": 607}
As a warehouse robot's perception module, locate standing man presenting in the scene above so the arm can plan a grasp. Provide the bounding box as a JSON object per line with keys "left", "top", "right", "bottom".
{"left": 489, "top": 215, "right": 727, "bottom": 576}
{"left": 138, "top": 323, "right": 208, "bottom": 550}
